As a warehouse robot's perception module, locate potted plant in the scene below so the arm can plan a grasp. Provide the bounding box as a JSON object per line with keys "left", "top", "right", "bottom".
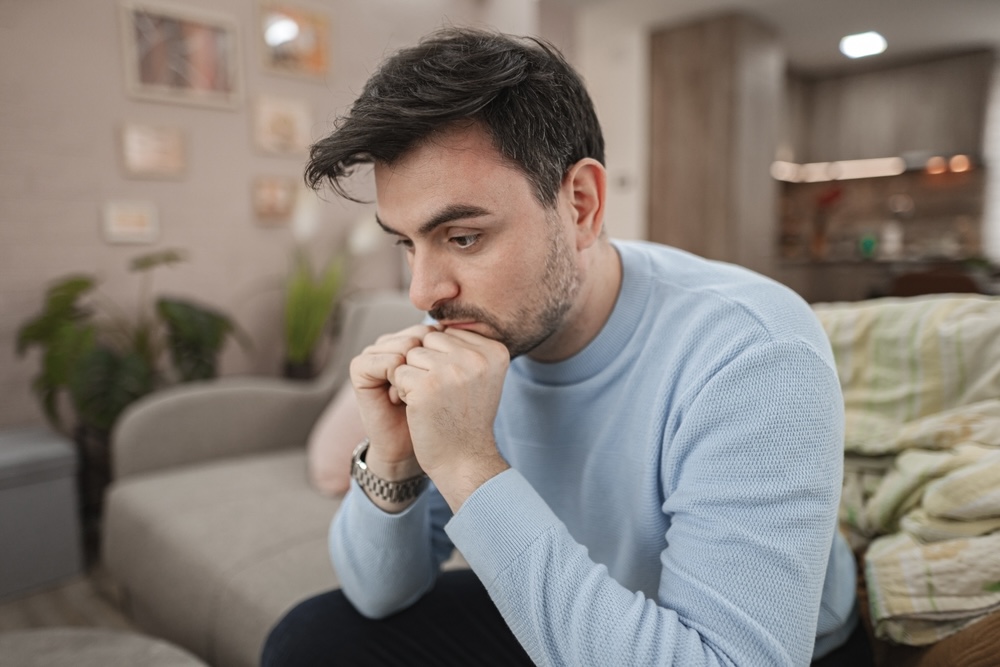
{"left": 282, "top": 249, "right": 345, "bottom": 379}
{"left": 15, "top": 249, "right": 246, "bottom": 555}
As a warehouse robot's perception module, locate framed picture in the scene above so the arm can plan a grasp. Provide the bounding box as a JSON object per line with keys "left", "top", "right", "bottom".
{"left": 103, "top": 201, "right": 160, "bottom": 244}
{"left": 252, "top": 176, "right": 297, "bottom": 224}
{"left": 253, "top": 95, "right": 313, "bottom": 155}
{"left": 258, "top": 2, "right": 330, "bottom": 79}
{"left": 119, "top": 1, "right": 242, "bottom": 109}
{"left": 120, "top": 123, "right": 186, "bottom": 178}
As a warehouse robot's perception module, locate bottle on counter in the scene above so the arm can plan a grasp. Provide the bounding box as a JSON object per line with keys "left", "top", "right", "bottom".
{"left": 880, "top": 219, "right": 904, "bottom": 261}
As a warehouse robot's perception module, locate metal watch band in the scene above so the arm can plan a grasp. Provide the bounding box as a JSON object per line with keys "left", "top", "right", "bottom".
{"left": 351, "top": 438, "right": 428, "bottom": 504}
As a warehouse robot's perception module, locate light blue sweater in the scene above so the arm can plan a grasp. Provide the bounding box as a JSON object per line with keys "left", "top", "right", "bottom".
{"left": 331, "top": 241, "right": 857, "bottom": 666}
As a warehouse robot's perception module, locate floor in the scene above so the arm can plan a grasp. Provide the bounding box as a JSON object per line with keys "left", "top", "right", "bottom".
{"left": 0, "top": 565, "right": 135, "bottom": 634}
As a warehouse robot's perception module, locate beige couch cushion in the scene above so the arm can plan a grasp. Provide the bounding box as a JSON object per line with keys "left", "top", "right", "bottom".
{"left": 0, "top": 628, "right": 209, "bottom": 666}
{"left": 103, "top": 449, "right": 340, "bottom": 667}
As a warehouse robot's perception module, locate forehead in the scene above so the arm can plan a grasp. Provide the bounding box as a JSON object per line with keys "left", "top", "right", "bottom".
{"left": 373, "top": 125, "right": 535, "bottom": 225}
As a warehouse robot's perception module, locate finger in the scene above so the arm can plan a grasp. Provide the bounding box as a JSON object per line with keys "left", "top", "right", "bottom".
{"left": 379, "top": 323, "right": 438, "bottom": 341}
{"left": 368, "top": 324, "right": 438, "bottom": 355}
{"left": 350, "top": 352, "right": 406, "bottom": 389}
{"left": 387, "top": 385, "right": 403, "bottom": 405}
{"left": 403, "top": 345, "right": 446, "bottom": 371}
{"left": 424, "top": 328, "right": 504, "bottom": 353}
{"left": 392, "top": 363, "right": 428, "bottom": 397}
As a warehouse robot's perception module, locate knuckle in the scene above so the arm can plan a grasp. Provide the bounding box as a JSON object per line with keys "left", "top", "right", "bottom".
{"left": 469, "top": 353, "right": 490, "bottom": 375}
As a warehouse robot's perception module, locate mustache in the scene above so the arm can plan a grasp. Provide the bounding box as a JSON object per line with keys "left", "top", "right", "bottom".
{"left": 429, "top": 303, "right": 497, "bottom": 328}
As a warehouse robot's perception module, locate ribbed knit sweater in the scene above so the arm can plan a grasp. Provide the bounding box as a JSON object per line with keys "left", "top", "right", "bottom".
{"left": 330, "top": 241, "right": 858, "bottom": 666}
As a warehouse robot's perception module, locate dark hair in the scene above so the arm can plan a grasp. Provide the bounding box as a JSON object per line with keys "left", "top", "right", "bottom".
{"left": 305, "top": 27, "right": 605, "bottom": 206}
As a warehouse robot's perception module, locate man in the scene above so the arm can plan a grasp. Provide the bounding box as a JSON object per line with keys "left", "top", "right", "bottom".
{"left": 263, "top": 27, "right": 866, "bottom": 666}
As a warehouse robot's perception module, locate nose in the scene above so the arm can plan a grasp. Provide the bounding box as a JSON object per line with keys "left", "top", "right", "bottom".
{"left": 407, "top": 252, "right": 459, "bottom": 312}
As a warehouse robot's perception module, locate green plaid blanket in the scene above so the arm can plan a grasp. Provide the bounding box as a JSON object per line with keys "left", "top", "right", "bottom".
{"left": 813, "top": 294, "right": 1000, "bottom": 645}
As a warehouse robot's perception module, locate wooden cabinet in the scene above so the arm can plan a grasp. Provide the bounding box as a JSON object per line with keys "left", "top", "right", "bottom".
{"left": 793, "top": 51, "right": 993, "bottom": 163}
{"left": 648, "top": 13, "right": 784, "bottom": 275}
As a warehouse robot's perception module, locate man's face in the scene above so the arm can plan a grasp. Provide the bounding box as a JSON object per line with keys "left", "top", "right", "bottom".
{"left": 374, "top": 124, "right": 581, "bottom": 359}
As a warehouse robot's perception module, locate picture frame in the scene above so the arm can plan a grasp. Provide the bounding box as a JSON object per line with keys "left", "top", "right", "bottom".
{"left": 119, "top": 1, "right": 242, "bottom": 109}
{"left": 258, "top": 2, "right": 330, "bottom": 79}
{"left": 119, "top": 123, "right": 186, "bottom": 178}
{"left": 103, "top": 200, "right": 160, "bottom": 244}
{"left": 252, "top": 176, "right": 298, "bottom": 224}
{"left": 253, "top": 95, "right": 313, "bottom": 156}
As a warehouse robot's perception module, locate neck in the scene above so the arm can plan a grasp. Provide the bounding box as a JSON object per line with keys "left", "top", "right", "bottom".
{"left": 528, "top": 240, "right": 622, "bottom": 363}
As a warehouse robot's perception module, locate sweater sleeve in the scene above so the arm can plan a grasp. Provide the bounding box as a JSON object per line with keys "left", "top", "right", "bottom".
{"left": 328, "top": 479, "right": 455, "bottom": 618}
{"left": 446, "top": 340, "right": 845, "bottom": 666}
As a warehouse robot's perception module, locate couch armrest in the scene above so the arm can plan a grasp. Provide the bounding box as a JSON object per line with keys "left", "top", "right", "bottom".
{"left": 110, "top": 290, "right": 423, "bottom": 480}
{"left": 111, "top": 377, "right": 334, "bottom": 480}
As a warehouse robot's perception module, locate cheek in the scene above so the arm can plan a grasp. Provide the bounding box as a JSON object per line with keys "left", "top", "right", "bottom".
{"left": 455, "top": 257, "right": 517, "bottom": 313}
{"left": 489, "top": 247, "right": 543, "bottom": 289}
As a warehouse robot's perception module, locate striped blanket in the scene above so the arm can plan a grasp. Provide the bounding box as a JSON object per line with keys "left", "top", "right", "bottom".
{"left": 813, "top": 295, "right": 1000, "bottom": 645}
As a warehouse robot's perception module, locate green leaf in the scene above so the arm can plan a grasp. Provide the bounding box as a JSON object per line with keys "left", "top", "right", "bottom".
{"left": 130, "top": 249, "right": 187, "bottom": 272}
{"left": 40, "top": 322, "right": 96, "bottom": 388}
{"left": 283, "top": 252, "right": 344, "bottom": 364}
{"left": 16, "top": 276, "right": 95, "bottom": 355}
{"left": 985, "top": 581, "right": 1000, "bottom": 593}
{"left": 17, "top": 313, "right": 63, "bottom": 356}
{"left": 28, "top": 322, "right": 97, "bottom": 430}
{"left": 45, "top": 275, "right": 96, "bottom": 312}
{"left": 67, "top": 345, "right": 156, "bottom": 433}
{"left": 157, "top": 298, "right": 236, "bottom": 381}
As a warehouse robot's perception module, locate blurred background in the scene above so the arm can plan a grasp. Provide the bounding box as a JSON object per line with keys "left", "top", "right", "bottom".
{"left": 3, "top": 0, "right": 1000, "bottom": 430}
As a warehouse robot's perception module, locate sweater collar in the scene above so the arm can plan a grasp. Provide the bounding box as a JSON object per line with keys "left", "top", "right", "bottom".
{"left": 511, "top": 241, "right": 651, "bottom": 386}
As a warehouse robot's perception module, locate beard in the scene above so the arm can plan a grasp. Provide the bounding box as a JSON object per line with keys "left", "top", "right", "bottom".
{"left": 429, "top": 214, "right": 580, "bottom": 359}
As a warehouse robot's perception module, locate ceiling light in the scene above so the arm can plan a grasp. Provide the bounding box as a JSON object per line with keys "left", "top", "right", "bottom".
{"left": 839, "top": 31, "right": 887, "bottom": 59}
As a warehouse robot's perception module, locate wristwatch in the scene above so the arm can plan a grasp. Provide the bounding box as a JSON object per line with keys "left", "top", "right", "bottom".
{"left": 351, "top": 438, "right": 428, "bottom": 503}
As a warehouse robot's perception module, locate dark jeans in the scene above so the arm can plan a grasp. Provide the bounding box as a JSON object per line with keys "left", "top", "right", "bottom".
{"left": 261, "top": 570, "right": 533, "bottom": 667}
{"left": 262, "top": 569, "right": 873, "bottom": 666}
{"left": 813, "top": 616, "right": 875, "bottom": 667}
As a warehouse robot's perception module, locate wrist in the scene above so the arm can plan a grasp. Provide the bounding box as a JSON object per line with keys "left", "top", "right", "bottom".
{"left": 363, "top": 443, "right": 424, "bottom": 481}
{"left": 431, "top": 449, "right": 509, "bottom": 513}
{"left": 351, "top": 439, "right": 428, "bottom": 511}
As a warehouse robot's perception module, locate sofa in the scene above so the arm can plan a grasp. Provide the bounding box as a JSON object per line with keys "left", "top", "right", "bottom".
{"left": 102, "top": 291, "right": 1000, "bottom": 667}
{"left": 102, "top": 291, "right": 425, "bottom": 667}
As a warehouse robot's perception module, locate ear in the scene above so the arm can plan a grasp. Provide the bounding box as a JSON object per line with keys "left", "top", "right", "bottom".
{"left": 561, "top": 158, "right": 607, "bottom": 251}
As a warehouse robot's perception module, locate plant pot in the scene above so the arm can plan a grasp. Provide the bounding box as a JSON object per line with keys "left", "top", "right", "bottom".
{"left": 73, "top": 424, "right": 111, "bottom": 565}
{"left": 283, "top": 359, "right": 315, "bottom": 380}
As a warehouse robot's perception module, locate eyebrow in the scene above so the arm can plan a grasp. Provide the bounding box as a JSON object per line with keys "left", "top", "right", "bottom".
{"left": 375, "top": 204, "right": 491, "bottom": 238}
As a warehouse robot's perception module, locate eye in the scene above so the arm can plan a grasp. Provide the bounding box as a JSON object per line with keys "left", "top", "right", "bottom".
{"left": 394, "top": 238, "right": 414, "bottom": 251}
{"left": 450, "top": 234, "right": 481, "bottom": 250}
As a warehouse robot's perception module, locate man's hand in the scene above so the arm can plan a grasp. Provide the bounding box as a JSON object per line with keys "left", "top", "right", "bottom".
{"left": 392, "top": 328, "right": 511, "bottom": 511}
{"left": 349, "top": 324, "right": 438, "bottom": 497}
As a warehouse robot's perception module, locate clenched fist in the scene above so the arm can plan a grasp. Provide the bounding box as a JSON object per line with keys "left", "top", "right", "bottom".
{"left": 350, "top": 324, "right": 511, "bottom": 512}
{"left": 349, "top": 324, "right": 437, "bottom": 490}
{"left": 393, "top": 328, "right": 509, "bottom": 481}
